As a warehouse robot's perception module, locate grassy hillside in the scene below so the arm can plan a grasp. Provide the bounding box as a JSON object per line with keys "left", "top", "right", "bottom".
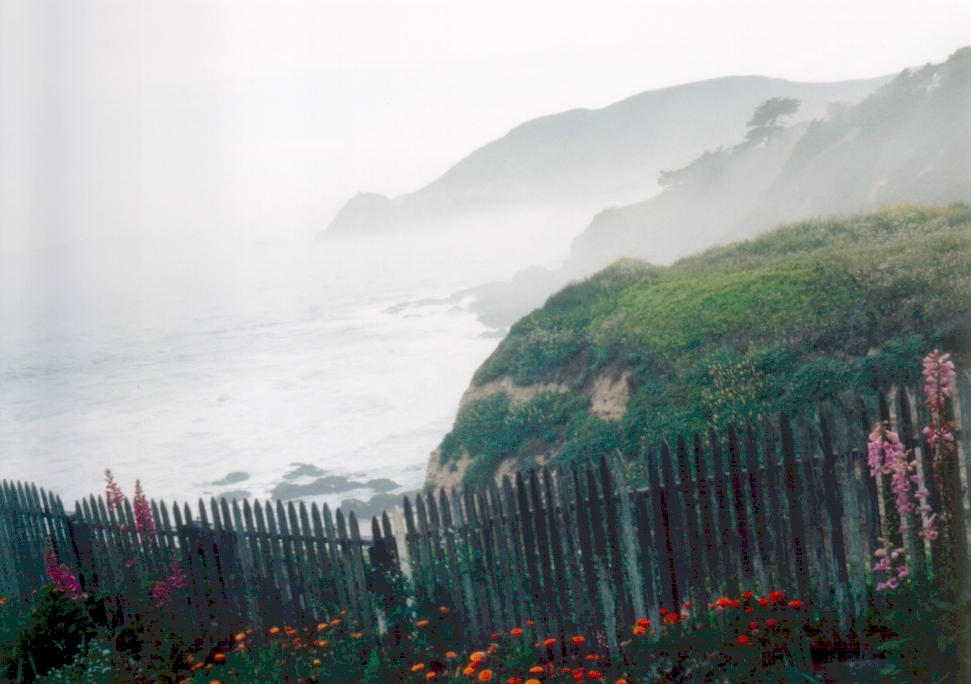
{"left": 436, "top": 205, "right": 971, "bottom": 490}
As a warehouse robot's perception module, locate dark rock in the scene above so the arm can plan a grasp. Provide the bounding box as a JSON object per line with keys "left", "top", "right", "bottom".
{"left": 365, "top": 478, "right": 400, "bottom": 493}
{"left": 283, "top": 463, "right": 327, "bottom": 480}
{"left": 271, "top": 476, "right": 367, "bottom": 499}
{"left": 340, "top": 491, "right": 420, "bottom": 523}
{"left": 212, "top": 471, "right": 250, "bottom": 485}
{"left": 214, "top": 489, "right": 251, "bottom": 502}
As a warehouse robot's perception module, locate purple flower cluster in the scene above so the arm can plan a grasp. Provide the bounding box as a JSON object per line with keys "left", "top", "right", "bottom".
{"left": 133, "top": 480, "right": 156, "bottom": 536}
{"left": 922, "top": 350, "right": 957, "bottom": 462}
{"left": 44, "top": 541, "right": 86, "bottom": 601}
{"left": 104, "top": 469, "right": 126, "bottom": 513}
{"left": 867, "top": 423, "right": 927, "bottom": 535}
{"left": 149, "top": 561, "right": 187, "bottom": 607}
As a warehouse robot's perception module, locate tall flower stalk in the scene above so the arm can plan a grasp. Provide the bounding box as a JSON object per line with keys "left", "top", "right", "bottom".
{"left": 922, "top": 350, "right": 957, "bottom": 468}
{"left": 133, "top": 480, "right": 156, "bottom": 536}
{"left": 104, "top": 469, "right": 126, "bottom": 513}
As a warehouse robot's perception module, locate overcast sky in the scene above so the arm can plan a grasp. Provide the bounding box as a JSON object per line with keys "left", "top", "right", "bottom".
{"left": 1, "top": 0, "right": 968, "bottom": 253}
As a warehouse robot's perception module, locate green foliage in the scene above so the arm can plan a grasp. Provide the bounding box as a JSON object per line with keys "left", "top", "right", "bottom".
{"left": 441, "top": 391, "right": 590, "bottom": 490}
{"left": 1, "top": 586, "right": 97, "bottom": 683}
{"left": 864, "top": 582, "right": 963, "bottom": 683}
{"left": 33, "top": 638, "right": 119, "bottom": 684}
{"left": 446, "top": 205, "right": 971, "bottom": 485}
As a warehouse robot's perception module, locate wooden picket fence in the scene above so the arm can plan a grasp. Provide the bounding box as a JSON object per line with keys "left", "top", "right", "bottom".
{"left": 1, "top": 376, "right": 969, "bottom": 654}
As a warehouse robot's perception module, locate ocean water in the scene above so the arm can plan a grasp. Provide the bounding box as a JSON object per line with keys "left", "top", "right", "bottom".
{"left": 0, "top": 234, "right": 511, "bottom": 515}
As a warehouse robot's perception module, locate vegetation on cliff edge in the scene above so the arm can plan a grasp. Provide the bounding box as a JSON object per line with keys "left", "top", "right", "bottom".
{"left": 439, "top": 205, "right": 971, "bottom": 490}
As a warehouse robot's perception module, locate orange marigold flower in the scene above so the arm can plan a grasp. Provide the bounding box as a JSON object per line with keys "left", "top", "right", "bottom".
{"left": 312, "top": 659, "right": 320, "bottom": 666}
{"left": 463, "top": 666, "right": 476, "bottom": 676}
{"left": 587, "top": 671, "right": 602, "bottom": 679}
{"left": 412, "top": 663, "right": 425, "bottom": 671}
{"left": 417, "top": 620, "right": 429, "bottom": 627}
{"left": 788, "top": 599, "right": 805, "bottom": 608}
{"left": 317, "top": 623, "right": 328, "bottom": 631}
{"left": 615, "top": 680, "right": 629, "bottom": 684}
{"left": 530, "top": 666, "right": 545, "bottom": 673}
{"left": 213, "top": 653, "right": 226, "bottom": 662}
{"left": 507, "top": 679, "right": 523, "bottom": 684}
{"left": 525, "top": 680, "right": 541, "bottom": 684}
{"left": 714, "top": 597, "right": 732, "bottom": 607}
{"left": 331, "top": 619, "right": 341, "bottom": 626}
{"left": 235, "top": 632, "right": 246, "bottom": 641}
{"left": 269, "top": 627, "right": 280, "bottom": 635}
{"left": 543, "top": 638, "right": 556, "bottom": 647}
{"left": 285, "top": 626, "right": 296, "bottom": 636}
{"left": 351, "top": 632, "right": 363, "bottom": 639}
{"left": 446, "top": 651, "right": 458, "bottom": 659}
{"left": 632, "top": 625, "right": 646, "bottom": 635}
{"left": 572, "top": 635, "right": 585, "bottom": 644}
{"left": 340, "top": 610, "right": 347, "bottom": 616}
{"left": 427, "top": 673, "right": 438, "bottom": 680}
{"left": 439, "top": 606, "right": 449, "bottom": 613}
{"left": 487, "top": 644, "right": 498, "bottom": 654}
{"left": 478, "top": 670, "right": 494, "bottom": 681}
{"left": 526, "top": 619, "right": 535, "bottom": 627}
{"left": 510, "top": 627, "right": 524, "bottom": 636}
{"left": 1, "top": 597, "right": 10, "bottom": 606}
{"left": 470, "top": 651, "right": 486, "bottom": 663}
{"left": 636, "top": 618, "right": 650, "bottom": 628}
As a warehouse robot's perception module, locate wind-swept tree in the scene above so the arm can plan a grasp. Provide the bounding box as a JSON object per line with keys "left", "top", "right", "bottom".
{"left": 744, "top": 97, "right": 800, "bottom": 146}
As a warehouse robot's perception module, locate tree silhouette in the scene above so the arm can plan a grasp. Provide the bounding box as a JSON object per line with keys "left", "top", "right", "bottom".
{"left": 744, "top": 97, "right": 800, "bottom": 146}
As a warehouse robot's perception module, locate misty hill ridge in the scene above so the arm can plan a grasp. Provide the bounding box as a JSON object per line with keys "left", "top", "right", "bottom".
{"left": 462, "top": 47, "right": 971, "bottom": 329}
{"left": 319, "top": 75, "right": 887, "bottom": 239}
{"left": 568, "top": 47, "right": 971, "bottom": 273}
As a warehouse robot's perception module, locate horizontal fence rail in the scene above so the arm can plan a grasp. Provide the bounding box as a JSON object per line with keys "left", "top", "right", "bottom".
{"left": 2, "top": 378, "right": 969, "bottom": 652}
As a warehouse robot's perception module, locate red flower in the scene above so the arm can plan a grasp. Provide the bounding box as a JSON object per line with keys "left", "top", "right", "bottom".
{"left": 572, "top": 635, "right": 586, "bottom": 645}
{"left": 742, "top": 591, "right": 753, "bottom": 599}
{"left": 766, "top": 619, "right": 776, "bottom": 627}
{"left": 737, "top": 635, "right": 749, "bottom": 645}
{"left": 757, "top": 598, "right": 770, "bottom": 607}
{"left": 683, "top": 602, "right": 692, "bottom": 609}
{"left": 788, "top": 599, "right": 804, "bottom": 608}
{"left": 660, "top": 608, "right": 669, "bottom": 615}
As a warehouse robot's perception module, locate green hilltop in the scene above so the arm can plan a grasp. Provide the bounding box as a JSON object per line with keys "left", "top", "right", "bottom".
{"left": 433, "top": 205, "right": 971, "bottom": 491}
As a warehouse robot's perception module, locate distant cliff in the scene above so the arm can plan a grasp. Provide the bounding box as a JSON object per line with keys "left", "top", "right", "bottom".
{"left": 319, "top": 75, "right": 888, "bottom": 240}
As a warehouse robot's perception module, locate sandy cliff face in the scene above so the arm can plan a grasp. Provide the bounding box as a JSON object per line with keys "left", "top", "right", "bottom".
{"left": 423, "top": 370, "right": 630, "bottom": 490}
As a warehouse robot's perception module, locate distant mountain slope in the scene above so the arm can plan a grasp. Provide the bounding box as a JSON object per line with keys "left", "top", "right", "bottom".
{"left": 319, "top": 75, "right": 888, "bottom": 240}
{"left": 568, "top": 48, "right": 971, "bottom": 273}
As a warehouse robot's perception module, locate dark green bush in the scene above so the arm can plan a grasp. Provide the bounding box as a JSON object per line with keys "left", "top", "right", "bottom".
{"left": 1, "top": 586, "right": 97, "bottom": 683}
